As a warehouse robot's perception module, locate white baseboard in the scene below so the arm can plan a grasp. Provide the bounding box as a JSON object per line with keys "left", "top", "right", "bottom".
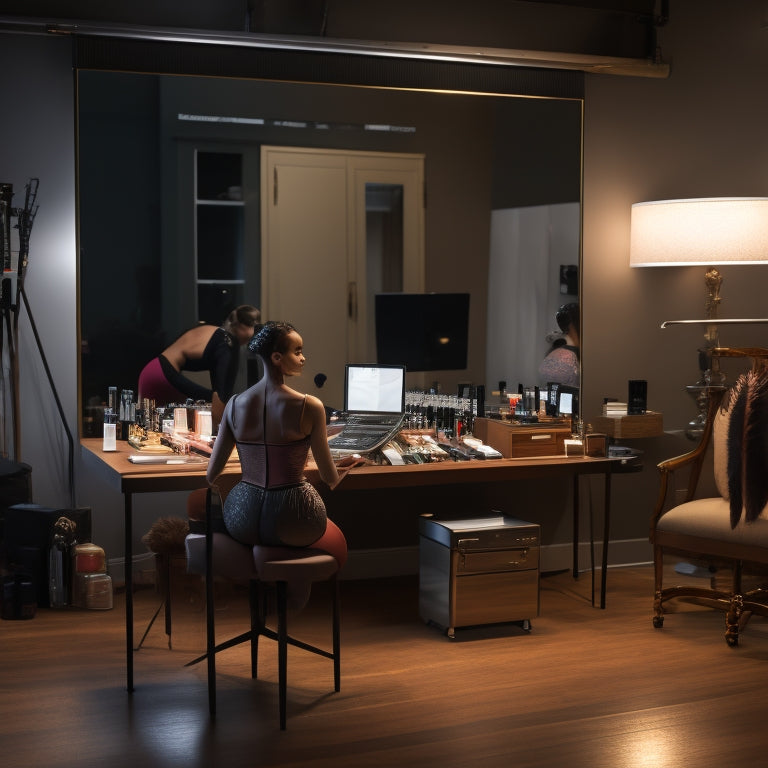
{"left": 108, "top": 552, "right": 156, "bottom": 587}
{"left": 342, "top": 538, "right": 653, "bottom": 580}
{"left": 108, "top": 538, "right": 654, "bottom": 585}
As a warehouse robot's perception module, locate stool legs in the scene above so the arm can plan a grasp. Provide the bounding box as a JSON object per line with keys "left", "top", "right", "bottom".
{"left": 276, "top": 581, "right": 289, "bottom": 730}
{"left": 192, "top": 566, "right": 341, "bottom": 727}
{"left": 252, "top": 576, "right": 340, "bottom": 730}
{"left": 249, "top": 581, "right": 261, "bottom": 679}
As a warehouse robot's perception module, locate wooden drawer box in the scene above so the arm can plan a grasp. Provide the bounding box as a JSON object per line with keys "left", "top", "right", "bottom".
{"left": 592, "top": 412, "right": 663, "bottom": 439}
{"left": 473, "top": 417, "right": 571, "bottom": 458}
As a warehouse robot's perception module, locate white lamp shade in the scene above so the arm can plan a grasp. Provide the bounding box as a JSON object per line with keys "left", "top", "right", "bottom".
{"left": 629, "top": 197, "right": 768, "bottom": 267}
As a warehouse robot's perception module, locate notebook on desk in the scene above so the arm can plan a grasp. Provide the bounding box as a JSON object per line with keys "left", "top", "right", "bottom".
{"left": 127, "top": 454, "right": 207, "bottom": 465}
{"left": 328, "top": 363, "right": 406, "bottom": 456}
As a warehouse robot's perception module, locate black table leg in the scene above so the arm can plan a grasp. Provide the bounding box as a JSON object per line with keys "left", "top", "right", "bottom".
{"left": 206, "top": 488, "right": 216, "bottom": 716}
{"left": 572, "top": 474, "right": 579, "bottom": 579}
{"left": 600, "top": 472, "right": 612, "bottom": 609}
{"left": 589, "top": 477, "right": 596, "bottom": 607}
{"left": 125, "top": 492, "right": 134, "bottom": 692}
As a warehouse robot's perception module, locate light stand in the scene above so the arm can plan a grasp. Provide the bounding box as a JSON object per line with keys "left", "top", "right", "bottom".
{"left": 1, "top": 179, "right": 75, "bottom": 506}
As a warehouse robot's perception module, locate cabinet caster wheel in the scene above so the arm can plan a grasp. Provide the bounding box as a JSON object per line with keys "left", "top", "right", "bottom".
{"left": 652, "top": 615, "right": 664, "bottom": 628}
{"left": 522, "top": 619, "right": 532, "bottom": 632}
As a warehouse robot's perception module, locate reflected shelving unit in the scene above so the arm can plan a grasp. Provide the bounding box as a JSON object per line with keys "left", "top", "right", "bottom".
{"left": 195, "top": 150, "right": 245, "bottom": 323}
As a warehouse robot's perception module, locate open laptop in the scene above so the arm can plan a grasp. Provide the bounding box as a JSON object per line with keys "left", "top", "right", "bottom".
{"left": 328, "top": 363, "right": 406, "bottom": 455}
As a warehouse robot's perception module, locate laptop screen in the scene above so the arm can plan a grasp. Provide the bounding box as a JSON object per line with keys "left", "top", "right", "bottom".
{"left": 344, "top": 364, "right": 406, "bottom": 414}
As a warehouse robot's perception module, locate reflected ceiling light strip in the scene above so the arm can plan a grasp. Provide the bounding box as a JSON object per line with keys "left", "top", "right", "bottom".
{"left": 365, "top": 124, "right": 416, "bottom": 133}
{"left": 0, "top": 17, "right": 670, "bottom": 78}
{"left": 177, "top": 112, "right": 416, "bottom": 134}
{"left": 178, "top": 113, "right": 265, "bottom": 125}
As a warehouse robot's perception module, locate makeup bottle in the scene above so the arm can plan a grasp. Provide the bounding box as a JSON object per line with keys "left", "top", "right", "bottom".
{"left": 103, "top": 408, "right": 117, "bottom": 451}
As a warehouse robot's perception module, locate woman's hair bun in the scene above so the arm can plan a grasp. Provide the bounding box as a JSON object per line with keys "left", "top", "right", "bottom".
{"left": 556, "top": 303, "right": 579, "bottom": 334}
{"left": 249, "top": 321, "right": 296, "bottom": 357}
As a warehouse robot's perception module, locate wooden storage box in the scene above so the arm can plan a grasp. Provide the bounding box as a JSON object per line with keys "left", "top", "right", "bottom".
{"left": 473, "top": 417, "right": 571, "bottom": 458}
{"left": 592, "top": 412, "right": 663, "bottom": 440}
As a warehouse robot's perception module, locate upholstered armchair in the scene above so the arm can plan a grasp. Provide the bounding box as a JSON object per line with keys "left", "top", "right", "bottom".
{"left": 650, "top": 348, "right": 768, "bottom": 646}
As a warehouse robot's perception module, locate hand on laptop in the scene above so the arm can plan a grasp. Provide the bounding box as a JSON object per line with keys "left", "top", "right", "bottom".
{"left": 335, "top": 453, "right": 368, "bottom": 469}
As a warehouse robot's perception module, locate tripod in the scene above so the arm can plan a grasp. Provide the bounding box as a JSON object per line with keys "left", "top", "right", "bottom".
{"left": 1, "top": 178, "right": 75, "bottom": 507}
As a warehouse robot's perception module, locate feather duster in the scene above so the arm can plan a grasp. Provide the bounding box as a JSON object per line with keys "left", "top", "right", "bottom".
{"left": 141, "top": 516, "right": 189, "bottom": 555}
{"left": 725, "top": 373, "right": 748, "bottom": 528}
{"left": 743, "top": 369, "right": 768, "bottom": 523}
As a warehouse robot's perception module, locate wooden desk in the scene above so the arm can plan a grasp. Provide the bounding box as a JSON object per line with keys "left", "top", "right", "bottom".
{"left": 306, "top": 452, "right": 625, "bottom": 610}
{"left": 82, "top": 439, "right": 625, "bottom": 695}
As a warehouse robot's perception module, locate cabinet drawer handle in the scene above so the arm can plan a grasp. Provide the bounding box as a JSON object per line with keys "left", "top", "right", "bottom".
{"left": 531, "top": 434, "right": 552, "bottom": 440}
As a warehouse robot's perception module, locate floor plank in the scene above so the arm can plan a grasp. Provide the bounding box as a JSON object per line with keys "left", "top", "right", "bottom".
{"left": 2, "top": 565, "right": 768, "bottom": 767}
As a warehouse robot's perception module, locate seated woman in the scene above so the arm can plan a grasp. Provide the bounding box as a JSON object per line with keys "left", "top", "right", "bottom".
{"left": 138, "top": 304, "right": 261, "bottom": 429}
{"left": 539, "top": 302, "right": 580, "bottom": 389}
{"left": 206, "top": 321, "right": 359, "bottom": 569}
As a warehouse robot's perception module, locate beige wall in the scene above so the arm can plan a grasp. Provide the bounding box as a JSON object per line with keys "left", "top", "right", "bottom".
{"left": 583, "top": 0, "right": 768, "bottom": 541}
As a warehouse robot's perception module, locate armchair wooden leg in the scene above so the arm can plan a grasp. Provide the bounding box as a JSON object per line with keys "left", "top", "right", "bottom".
{"left": 726, "top": 593, "right": 743, "bottom": 647}
{"left": 652, "top": 545, "right": 664, "bottom": 628}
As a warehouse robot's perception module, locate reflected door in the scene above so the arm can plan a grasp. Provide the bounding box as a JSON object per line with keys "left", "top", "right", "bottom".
{"left": 262, "top": 147, "right": 424, "bottom": 408}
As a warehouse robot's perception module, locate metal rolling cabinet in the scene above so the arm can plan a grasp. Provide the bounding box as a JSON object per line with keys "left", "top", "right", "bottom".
{"left": 419, "top": 514, "right": 540, "bottom": 638}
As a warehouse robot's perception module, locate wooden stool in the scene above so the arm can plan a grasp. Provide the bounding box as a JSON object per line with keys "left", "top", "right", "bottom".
{"left": 252, "top": 547, "right": 341, "bottom": 730}
{"left": 185, "top": 489, "right": 344, "bottom": 729}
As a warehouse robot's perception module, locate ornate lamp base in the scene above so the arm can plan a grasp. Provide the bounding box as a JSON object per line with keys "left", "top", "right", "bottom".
{"left": 685, "top": 383, "right": 709, "bottom": 440}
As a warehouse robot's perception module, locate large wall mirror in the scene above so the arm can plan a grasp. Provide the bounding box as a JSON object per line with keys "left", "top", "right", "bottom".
{"left": 76, "top": 44, "right": 582, "bottom": 434}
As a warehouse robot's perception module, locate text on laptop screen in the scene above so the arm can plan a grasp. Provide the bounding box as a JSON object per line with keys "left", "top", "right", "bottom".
{"left": 345, "top": 364, "right": 405, "bottom": 413}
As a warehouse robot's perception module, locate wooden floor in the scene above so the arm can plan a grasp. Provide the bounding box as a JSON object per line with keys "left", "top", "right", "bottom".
{"left": 3, "top": 564, "right": 768, "bottom": 768}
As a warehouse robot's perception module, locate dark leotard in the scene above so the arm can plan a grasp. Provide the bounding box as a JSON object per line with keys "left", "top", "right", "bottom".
{"left": 221, "top": 395, "right": 327, "bottom": 547}
{"left": 138, "top": 327, "right": 239, "bottom": 405}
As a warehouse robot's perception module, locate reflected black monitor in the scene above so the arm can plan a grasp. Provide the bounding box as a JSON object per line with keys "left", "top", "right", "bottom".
{"left": 375, "top": 293, "right": 470, "bottom": 372}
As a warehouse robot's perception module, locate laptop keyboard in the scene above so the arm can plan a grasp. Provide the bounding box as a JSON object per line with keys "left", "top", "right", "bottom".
{"left": 328, "top": 413, "right": 405, "bottom": 455}
{"left": 345, "top": 413, "right": 402, "bottom": 428}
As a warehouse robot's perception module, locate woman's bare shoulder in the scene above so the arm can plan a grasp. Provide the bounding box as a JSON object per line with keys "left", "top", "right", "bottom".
{"left": 165, "top": 324, "right": 216, "bottom": 358}
{"left": 303, "top": 393, "right": 326, "bottom": 413}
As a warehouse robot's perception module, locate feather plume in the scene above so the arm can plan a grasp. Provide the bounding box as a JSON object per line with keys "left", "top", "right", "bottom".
{"left": 726, "top": 374, "right": 748, "bottom": 528}
{"left": 141, "top": 517, "right": 189, "bottom": 554}
{"left": 743, "top": 369, "right": 768, "bottom": 523}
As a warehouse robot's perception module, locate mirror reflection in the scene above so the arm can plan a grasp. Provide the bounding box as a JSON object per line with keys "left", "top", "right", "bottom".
{"left": 77, "top": 70, "right": 581, "bottom": 433}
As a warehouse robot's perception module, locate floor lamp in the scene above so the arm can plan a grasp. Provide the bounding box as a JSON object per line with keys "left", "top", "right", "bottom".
{"left": 629, "top": 197, "right": 768, "bottom": 438}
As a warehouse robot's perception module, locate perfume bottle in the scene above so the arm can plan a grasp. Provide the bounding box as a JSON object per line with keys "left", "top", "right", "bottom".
{"left": 103, "top": 408, "right": 117, "bottom": 451}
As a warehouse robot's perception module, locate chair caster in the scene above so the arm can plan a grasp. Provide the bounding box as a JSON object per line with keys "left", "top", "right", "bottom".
{"left": 652, "top": 615, "right": 664, "bottom": 628}
{"left": 725, "top": 633, "right": 739, "bottom": 648}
